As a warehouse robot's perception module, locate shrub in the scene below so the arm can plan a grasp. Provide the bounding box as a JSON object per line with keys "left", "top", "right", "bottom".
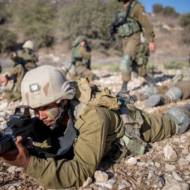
{"left": 162, "top": 6, "right": 178, "bottom": 17}
{"left": 152, "top": 4, "right": 164, "bottom": 14}
{"left": 180, "top": 14, "right": 190, "bottom": 44}
{"left": 55, "top": 0, "right": 121, "bottom": 44}
{"left": 0, "top": 28, "right": 17, "bottom": 53}
{"left": 152, "top": 4, "right": 178, "bottom": 17}
{"left": 8, "top": 0, "right": 56, "bottom": 48}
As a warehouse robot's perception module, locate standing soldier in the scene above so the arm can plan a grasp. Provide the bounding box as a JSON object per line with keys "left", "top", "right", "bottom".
{"left": 109, "top": 0, "right": 156, "bottom": 94}
{"left": 68, "top": 36, "right": 98, "bottom": 81}
{"left": 0, "top": 40, "right": 38, "bottom": 101}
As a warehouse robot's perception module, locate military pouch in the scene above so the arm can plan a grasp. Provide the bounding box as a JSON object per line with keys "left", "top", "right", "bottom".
{"left": 136, "top": 43, "right": 149, "bottom": 66}
{"left": 118, "top": 18, "right": 141, "bottom": 38}
{"left": 120, "top": 135, "right": 147, "bottom": 155}
{"left": 119, "top": 104, "right": 148, "bottom": 155}
{"left": 76, "top": 78, "right": 120, "bottom": 110}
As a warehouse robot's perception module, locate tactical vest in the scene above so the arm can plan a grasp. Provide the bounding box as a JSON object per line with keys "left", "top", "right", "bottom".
{"left": 117, "top": 1, "right": 141, "bottom": 38}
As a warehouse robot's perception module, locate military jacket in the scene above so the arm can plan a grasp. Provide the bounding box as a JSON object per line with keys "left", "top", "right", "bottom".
{"left": 25, "top": 104, "right": 124, "bottom": 189}
{"left": 118, "top": 0, "right": 155, "bottom": 42}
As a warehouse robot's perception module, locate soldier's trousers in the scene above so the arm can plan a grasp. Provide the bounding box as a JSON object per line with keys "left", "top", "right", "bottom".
{"left": 124, "top": 105, "right": 176, "bottom": 143}
{"left": 121, "top": 33, "right": 148, "bottom": 82}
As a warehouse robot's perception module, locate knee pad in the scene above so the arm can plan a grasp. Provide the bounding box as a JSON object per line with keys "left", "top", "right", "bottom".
{"left": 120, "top": 55, "right": 132, "bottom": 73}
{"left": 165, "top": 107, "right": 190, "bottom": 134}
{"left": 165, "top": 87, "right": 182, "bottom": 101}
{"left": 144, "top": 94, "right": 163, "bottom": 107}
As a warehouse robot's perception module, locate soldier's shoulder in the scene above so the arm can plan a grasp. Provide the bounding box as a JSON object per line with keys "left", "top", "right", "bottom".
{"left": 133, "top": 0, "right": 144, "bottom": 12}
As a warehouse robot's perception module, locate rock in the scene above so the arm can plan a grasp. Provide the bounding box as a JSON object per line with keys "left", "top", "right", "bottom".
{"left": 178, "top": 158, "right": 189, "bottom": 169}
{"left": 155, "top": 162, "right": 161, "bottom": 168}
{"left": 95, "top": 179, "right": 116, "bottom": 189}
{"left": 94, "top": 170, "right": 109, "bottom": 183}
{"left": 163, "top": 144, "right": 178, "bottom": 162}
{"left": 165, "top": 164, "right": 176, "bottom": 171}
{"left": 0, "top": 100, "right": 8, "bottom": 111}
{"left": 7, "top": 166, "right": 17, "bottom": 174}
{"left": 185, "top": 154, "right": 190, "bottom": 163}
{"left": 82, "top": 177, "right": 93, "bottom": 188}
{"left": 172, "top": 171, "right": 183, "bottom": 182}
{"left": 118, "top": 180, "right": 130, "bottom": 190}
{"left": 163, "top": 182, "right": 189, "bottom": 190}
{"left": 125, "top": 157, "right": 137, "bottom": 166}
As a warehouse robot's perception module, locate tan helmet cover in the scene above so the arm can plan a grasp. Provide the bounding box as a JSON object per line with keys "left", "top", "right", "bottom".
{"left": 21, "top": 65, "right": 76, "bottom": 108}
{"left": 23, "top": 40, "right": 34, "bottom": 50}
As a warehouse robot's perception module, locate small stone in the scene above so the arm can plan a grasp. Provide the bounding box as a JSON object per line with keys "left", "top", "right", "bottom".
{"left": 165, "top": 164, "right": 176, "bottom": 171}
{"left": 95, "top": 179, "right": 116, "bottom": 189}
{"left": 7, "top": 166, "right": 17, "bottom": 174}
{"left": 178, "top": 158, "right": 189, "bottom": 169}
{"left": 155, "top": 162, "right": 161, "bottom": 168}
{"left": 125, "top": 157, "right": 137, "bottom": 166}
{"left": 82, "top": 177, "right": 93, "bottom": 188}
{"left": 163, "top": 144, "right": 178, "bottom": 162}
{"left": 94, "top": 170, "right": 109, "bottom": 183}
{"left": 118, "top": 180, "right": 130, "bottom": 190}
{"left": 172, "top": 171, "right": 183, "bottom": 182}
{"left": 163, "top": 182, "right": 189, "bottom": 190}
{"left": 185, "top": 154, "right": 190, "bottom": 163}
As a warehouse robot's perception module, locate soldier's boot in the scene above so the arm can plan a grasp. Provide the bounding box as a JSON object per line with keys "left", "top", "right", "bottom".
{"left": 165, "top": 107, "right": 190, "bottom": 134}
{"left": 117, "top": 81, "right": 129, "bottom": 96}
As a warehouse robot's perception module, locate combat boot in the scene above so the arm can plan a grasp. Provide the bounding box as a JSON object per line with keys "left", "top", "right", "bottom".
{"left": 117, "top": 81, "right": 128, "bottom": 96}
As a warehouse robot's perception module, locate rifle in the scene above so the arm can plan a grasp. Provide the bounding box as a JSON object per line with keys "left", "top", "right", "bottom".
{"left": 0, "top": 106, "right": 51, "bottom": 155}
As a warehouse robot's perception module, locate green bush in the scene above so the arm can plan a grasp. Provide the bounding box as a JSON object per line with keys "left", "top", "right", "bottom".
{"left": 162, "top": 6, "right": 178, "bottom": 17}
{"left": 152, "top": 4, "right": 178, "bottom": 17}
{"left": 180, "top": 14, "right": 190, "bottom": 44}
{"left": 164, "top": 61, "right": 190, "bottom": 70}
{"left": 8, "top": 0, "right": 56, "bottom": 48}
{"left": 0, "top": 28, "right": 17, "bottom": 53}
{"left": 152, "top": 4, "right": 164, "bottom": 14}
{"left": 56, "top": 0, "right": 121, "bottom": 44}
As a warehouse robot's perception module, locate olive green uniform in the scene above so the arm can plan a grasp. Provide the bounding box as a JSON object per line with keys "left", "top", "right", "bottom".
{"left": 4, "top": 49, "right": 37, "bottom": 101}
{"left": 69, "top": 44, "right": 95, "bottom": 81}
{"left": 24, "top": 83, "right": 179, "bottom": 189}
{"left": 116, "top": 0, "right": 155, "bottom": 81}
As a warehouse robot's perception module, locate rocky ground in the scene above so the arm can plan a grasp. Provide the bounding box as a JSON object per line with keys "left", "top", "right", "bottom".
{"left": 0, "top": 65, "right": 190, "bottom": 190}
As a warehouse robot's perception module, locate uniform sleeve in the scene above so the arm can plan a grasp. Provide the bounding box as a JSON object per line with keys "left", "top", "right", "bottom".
{"left": 133, "top": 4, "right": 155, "bottom": 42}
{"left": 25, "top": 108, "right": 109, "bottom": 189}
{"left": 79, "top": 47, "right": 91, "bottom": 60}
{"left": 6, "top": 64, "right": 23, "bottom": 78}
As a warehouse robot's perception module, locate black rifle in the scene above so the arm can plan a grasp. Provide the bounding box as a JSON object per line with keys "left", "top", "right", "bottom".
{"left": 0, "top": 106, "right": 51, "bottom": 155}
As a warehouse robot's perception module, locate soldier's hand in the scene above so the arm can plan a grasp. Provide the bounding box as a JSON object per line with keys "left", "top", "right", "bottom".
{"left": 0, "top": 75, "right": 8, "bottom": 86}
{"left": 2, "top": 136, "right": 30, "bottom": 169}
{"left": 149, "top": 42, "right": 156, "bottom": 53}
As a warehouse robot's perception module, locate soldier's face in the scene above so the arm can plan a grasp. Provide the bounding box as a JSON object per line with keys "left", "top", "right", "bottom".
{"left": 80, "top": 41, "right": 86, "bottom": 47}
{"left": 34, "top": 103, "right": 61, "bottom": 127}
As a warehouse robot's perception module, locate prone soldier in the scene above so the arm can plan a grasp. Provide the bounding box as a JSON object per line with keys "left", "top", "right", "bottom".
{"left": 0, "top": 65, "right": 190, "bottom": 189}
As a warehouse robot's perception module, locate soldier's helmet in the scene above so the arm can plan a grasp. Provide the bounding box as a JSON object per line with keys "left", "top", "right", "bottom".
{"left": 72, "top": 36, "right": 87, "bottom": 47}
{"left": 23, "top": 40, "right": 34, "bottom": 50}
{"left": 21, "top": 65, "right": 76, "bottom": 109}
